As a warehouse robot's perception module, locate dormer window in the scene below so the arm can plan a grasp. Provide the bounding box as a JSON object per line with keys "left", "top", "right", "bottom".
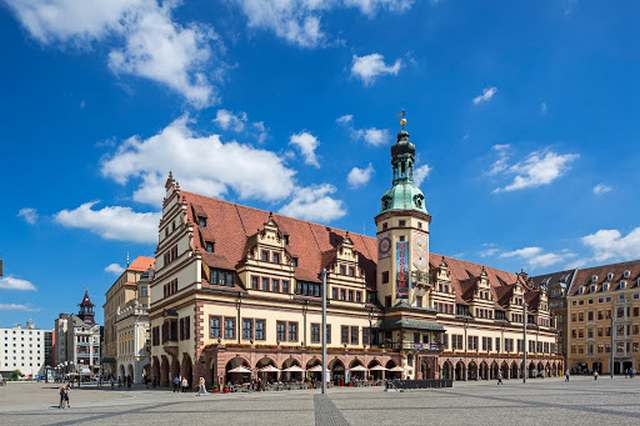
{"left": 619, "top": 280, "right": 627, "bottom": 290}
{"left": 197, "top": 216, "right": 207, "bottom": 227}
{"left": 283, "top": 235, "right": 290, "bottom": 245}
{"left": 592, "top": 275, "right": 598, "bottom": 283}
{"left": 205, "top": 242, "right": 214, "bottom": 253}
{"left": 591, "top": 285, "right": 597, "bottom": 293}
{"left": 579, "top": 286, "right": 585, "bottom": 295}
{"left": 272, "top": 252, "right": 281, "bottom": 264}
{"left": 623, "top": 270, "right": 631, "bottom": 279}
{"left": 603, "top": 283, "right": 609, "bottom": 291}
{"left": 607, "top": 272, "right": 614, "bottom": 281}
{"left": 292, "top": 257, "right": 299, "bottom": 267}
{"left": 261, "top": 250, "right": 269, "bottom": 262}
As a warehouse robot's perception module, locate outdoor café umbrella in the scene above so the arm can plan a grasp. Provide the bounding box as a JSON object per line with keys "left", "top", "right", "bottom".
{"left": 388, "top": 366, "right": 405, "bottom": 373}
{"left": 369, "top": 365, "right": 388, "bottom": 371}
{"left": 282, "top": 365, "right": 305, "bottom": 373}
{"left": 349, "top": 365, "right": 368, "bottom": 372}
{"left": 228, "top": 366, "right": 252, "bottom": 374}
{"left": 258, "top": 365, "right": 280, "bottom": 373}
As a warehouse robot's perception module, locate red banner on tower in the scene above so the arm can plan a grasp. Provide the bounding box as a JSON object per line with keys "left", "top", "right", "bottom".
{"left": 396, "top": 240, "right": 409, "bottom": 298}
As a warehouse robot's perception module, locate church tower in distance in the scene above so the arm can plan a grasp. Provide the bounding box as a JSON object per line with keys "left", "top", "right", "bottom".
{"left": 374, "top": 113, "right": 432, "bottom": 309}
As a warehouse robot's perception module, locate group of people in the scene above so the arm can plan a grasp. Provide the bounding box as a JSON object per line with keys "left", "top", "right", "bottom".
{"left": 171, "top": 375, "right": 208, "bottom": 396}
{"left": 58, "top": 383, "right": 71, "bottom": 409}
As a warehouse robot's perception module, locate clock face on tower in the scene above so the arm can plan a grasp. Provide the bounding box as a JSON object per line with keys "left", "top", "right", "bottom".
{"left": 378, "top": 237, "right": 391, "bottom": 257}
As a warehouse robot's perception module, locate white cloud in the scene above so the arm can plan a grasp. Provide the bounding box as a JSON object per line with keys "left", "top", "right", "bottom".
{"left": 581, "top": 227, "right": 640, "bottom": 262}
{"left": 414, "top": 164, "right": 432, "bottom": 186}
{"left": 336, "top": 114, "right": 354, "bottom": 125}
{"left": 105, "top": 263, "right": 126, "bottom": 275}
{"left": 337, "top": 114, "right": 390, "bottom": 146}
{"left": 540, "top": 102, "right": 548, "bottom": 115}
{"left": 214, "top": 109, "right": 247, "bottom": 132}
{"left": 492, "top": 149, "right": 579, "bottom": 192}
{"left": 500, "top": 246, "right": 575, "bottom": 269}
{"left": 100, "top": 115, "right": 296, "bottom": 206}
{"left": 17, "top": 208, "right": 38, "bottom": 225}
{"left": 472, "top": 86, "right": 498, "bottom": 105}
{"left": 478, "top": 243, "right": 500, "bottom": 258}
{"left": 351, "top": 53, "right": 402, "bottom": 86}
{"left": 0, "top": 303, "right": 38, "bottom": 312}
{"left": 6, "top": 0, "right": 220, "bottom": 107}
{"left": 252, "top": 121, "right": 269, "bottom": 143}
{"left": 353, "top": 128, "right": 390, "bottom": 146}
{"left": 593, "top": 184, "right": 612, "bottom": 195}
{"left": 232, "top": 0, "right": 413, "bottom": 48}
{"left": 55, "top": 201, "right": 160, "bottom": 244}
{"left": 289, "top": 131, "right": 320, "bottom": 168}
{"left": 0, "top": 276, "right": 37, "bottom": 291}
{"left": 279, "top": 184, "right": 346, "bottom": 222}
{"left": 347, "top": 163, "right": 374, "bottom": 188}
{"left": 488, "top": 144, "right": 511, "bottom": 176}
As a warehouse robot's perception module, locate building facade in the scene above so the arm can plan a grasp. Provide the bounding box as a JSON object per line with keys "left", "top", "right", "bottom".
{"left": 115, "top": 268, "right": 153, "bottom": 383}
{"left": 54, "top": 291, "right": 102, "bottom": 373}
{"left": 561, "top": 260, "right": 640, "bottom": 374}
{"left": 149, "top": 120, "right": 562, "bottom": 388}
{"left": 102, "top": 256, "right": 155, "bottom": 377}
{"left": 0, "top": 322, "right": 50, "bottom": 378}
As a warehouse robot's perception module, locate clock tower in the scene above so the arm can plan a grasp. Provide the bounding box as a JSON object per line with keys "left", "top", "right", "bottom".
{"left": 374, "top": 114, "right": 431, "bottom": 309}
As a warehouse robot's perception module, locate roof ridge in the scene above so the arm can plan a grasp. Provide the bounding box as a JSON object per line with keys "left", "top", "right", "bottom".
{"left": 181, "top": 190, "right": 375, "bottom": 241}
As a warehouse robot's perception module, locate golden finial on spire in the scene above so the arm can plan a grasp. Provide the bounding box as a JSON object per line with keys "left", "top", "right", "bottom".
{"left": 399, "top": 109, "right": 407, "bottom": 128}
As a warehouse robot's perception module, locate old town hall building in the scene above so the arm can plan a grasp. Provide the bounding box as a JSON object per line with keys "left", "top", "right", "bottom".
{"left": 149, "top": 119, "right": 562, "bottom": 388}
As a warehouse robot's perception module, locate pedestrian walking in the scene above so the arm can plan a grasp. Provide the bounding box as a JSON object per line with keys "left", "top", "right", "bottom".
{"left": 58, "top": 384, "right": 66, "bottom": 409}
{"left": 497, "top": 369, "right": 503, "bottom": 385}
{"left": 564, "top": 371, "right": 570, "bottom": 382}
{"left": 593, "top": 370, "right": 599, "bottom": 381}
{"left": 196, "top": 377, "right": 207, "bottom": 396}
{"left": 181, "top": 376, "right": 189, "bottom": 392}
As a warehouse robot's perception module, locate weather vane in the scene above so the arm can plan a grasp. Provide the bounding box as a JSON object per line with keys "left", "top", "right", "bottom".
{"left": 399, "top": 109, "right": 407, "bottom": 128}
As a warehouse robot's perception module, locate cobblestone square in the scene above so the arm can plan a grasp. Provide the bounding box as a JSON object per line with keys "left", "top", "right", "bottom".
{"left": 2, "top": 377, "right": 640, "bottom": 425}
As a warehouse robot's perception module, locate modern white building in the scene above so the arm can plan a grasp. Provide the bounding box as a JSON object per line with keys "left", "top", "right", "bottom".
{"left": 0, "top": 321, "right": 51, "bottom": 378}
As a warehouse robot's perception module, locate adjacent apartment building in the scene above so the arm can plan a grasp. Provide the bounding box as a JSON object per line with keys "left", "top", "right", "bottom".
{"left": 114, "top": 268, "right": 153, "bottom": 383}
{"left": 54, "top": 291, "right": 101, "bottom": 373}
{"left": 148, "top": 120, "right": 561, "bottom": 388}
{"left": 0, "top": 321, "right": 51, "bottom": 378}
{"left": 102, "top": 256, "right": 155, "bottom": 378}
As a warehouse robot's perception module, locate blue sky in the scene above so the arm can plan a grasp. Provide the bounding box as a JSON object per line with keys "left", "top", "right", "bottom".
{"left": 1, "top": 0, "right": 639, "bottom": 327}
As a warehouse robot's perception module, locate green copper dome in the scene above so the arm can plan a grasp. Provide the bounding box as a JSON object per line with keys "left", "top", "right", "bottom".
{"left": 379, "top": 127, "right": 428, "bottom": 215}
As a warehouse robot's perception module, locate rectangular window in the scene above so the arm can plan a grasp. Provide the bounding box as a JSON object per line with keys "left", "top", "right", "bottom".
{"left": 282, "top": 280, "right": 290, "bottom": 293}
{"left": 276, "top": 321, "right": 286, "bottom": 342}
{"left": 209, "top": 316, "right": 221, "bottom": 339}
{"left": 255, "top": 319, "right": 266, "bottom": 341}
{"left": 348, "top": 290, "right": 354, "bottom": 302}
{"left": 272, "top": 252, "right": 280, "bottom": 264}
{"left": 332, "top": 287, "right": 338, "bottom": 299}
{"left": 243, "top": 318, "right": 253, "bottom": 340}
{"left": 495, "top": 337, "right": 500, "bottom": 352}
{"left": 251, "top": 276, "right": 259, "bottom": 290}
{"left": 382, "top": 271, "right": 390, "bottom": 283}
{"left": 261, "top": 250, "right": 269, "bottom": 262}
{"left": 350, "top": 326, "right": 359, "bottom": 345}
{"left": 326, "top": 324, "right": 332, "bottom": 344}
{"left": 272, "top": 279, "right": 280, "bottom": 293}
{"left": 385, "top": 296, "right": 392, "bottom": 307}
{"left": 340, "top": 265, "right": 347, "bottom": 275}
{"left": 311, "top": 323, "right": 320, "bottom": 344}
{"left": 341, "top": 325, "right": 349, "bottom": 345}
{"left": 288, "top": 322, "right": 298, "bottom": 342}
{"left": 261, "top": 277, "right": 270, "bottom": 291}
{"left": 363, "top": 327, "right": 370, "bottom": 346}
{"left": 224, "top": 317, "right": 236, "bottom": 340}
{"left": 355, "top": 291, "right": 362, "bottom": 303}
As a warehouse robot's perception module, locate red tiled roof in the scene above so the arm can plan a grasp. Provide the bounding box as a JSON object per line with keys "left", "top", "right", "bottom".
{"left": 567, "top": 259, "right": 640, "bottom": 297}
{"left": 180, "top": 191, "right": 529, "bottom": 306}
{"left": 129, "top": 256, "right": 155, "bottom": 272}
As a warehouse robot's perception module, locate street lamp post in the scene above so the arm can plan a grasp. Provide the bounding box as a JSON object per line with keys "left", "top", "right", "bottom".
{"left": 610, "top": 313, "right": 615, "bottom": 379}
{"left": 523, "top": 302, "right": 527, "bottom": 384}
{"left": 321, "top": 268, "right": 327, "bottom": 394}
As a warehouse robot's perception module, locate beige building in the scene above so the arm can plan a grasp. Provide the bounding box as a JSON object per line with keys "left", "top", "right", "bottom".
{"left": 102, "top": 256, "right": 154, "bottom": 377}
{"left": 565, "top": 260, "right": 640, "bottom": 374}
{"left": 115, "top": 269, "right": 153, "bottom": 383}
{"left": 149, "top": 121, "right": 561, "bottom": 388}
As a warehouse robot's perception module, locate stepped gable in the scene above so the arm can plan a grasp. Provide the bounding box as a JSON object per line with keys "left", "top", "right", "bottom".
{"left": 180, "top": 190, "right": 530, "bottom": 306}
{"left": 181, "top": 191, "right": 378, "bottom": 290}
